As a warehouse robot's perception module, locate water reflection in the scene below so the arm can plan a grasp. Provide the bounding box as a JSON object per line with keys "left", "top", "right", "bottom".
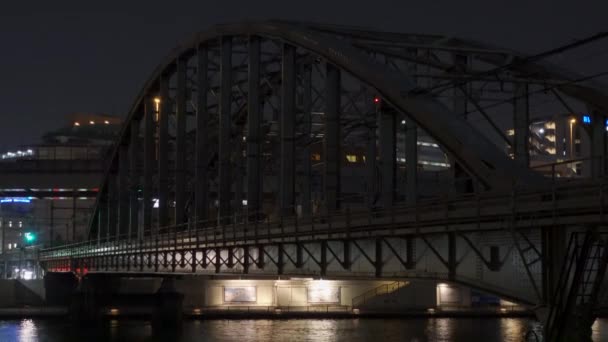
{"left": 18, "top": 319, "right": 38, "bottom": 342}
{"left": 0, "top": 318, "right": 605, "bottom": 341}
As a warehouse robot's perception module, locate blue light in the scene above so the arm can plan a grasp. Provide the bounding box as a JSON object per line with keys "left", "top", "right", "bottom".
{"left": 0, "top": 197, "right": 32, "bottom": 204}
{"left": 583, "top": 115, "right": 591, "bottom": 124}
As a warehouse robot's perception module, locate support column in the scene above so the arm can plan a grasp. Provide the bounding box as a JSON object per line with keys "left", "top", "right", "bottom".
{"left": 129, "top": 121, "right": 139, "bottom": 240}
{"left": 143, "top": 97, "right": 154, "bottom": 237}
{"left": 324, "top": 63, "right": 341, "bottom": 213}
{"left": 405, "top": 120, "right": 417, "bottom": 204}
{"left": 118, "top": 145, "right": 129, "bottom": 240}
{"left": 380, "top": 107, "right": 395, "bottom": 208}
{"left": 219, "top": 36, "right": 232, "bottom": 223}
{"left": 514, "top": 83, "right": 530, "bottom": 167}
{"left": 158, "top": 75, "right": 170, "bottom": 229}
{"left": 591, "top": 108, "right": 606, "bottom": 178}
{"left": 541, "top": 227, "right": 566, "bottom": 304}
{"left": 246, "top": 36, "right": 261, "bottom": 218}
{"left": 300, "top": 63, "right": 312, "bottom": 217}
{"left": 175, "top": 58, "right": 187, "bottom": 226}
{"left": 280, "top": 43, "right": 296, "bottom": 215}
{"left": 195, "top": 44, "right": 209, "bottom": 224}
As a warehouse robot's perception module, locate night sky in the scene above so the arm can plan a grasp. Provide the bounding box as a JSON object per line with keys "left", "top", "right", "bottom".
{"left": 1, "top": 1, "right": 606, "bottom": 151}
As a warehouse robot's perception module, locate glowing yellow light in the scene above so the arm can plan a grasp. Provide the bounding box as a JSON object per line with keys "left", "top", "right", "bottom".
{"left": 500, "top": 308, "right": 507, "bottom": 313}
{"left": 154, "top": 97, "right": 161, "bottom": 104}
{"left": 74, "top": 122, "right": 80, "bottom": 126}
{"left": 109, "top": 308, "right": 119, "bottom": 315}
{"left": 89, "top": 121, "right": 95, "bottom": 125}
{"left": 104, "top": 120, "right": 110, "bottom": 125}
{"left": 570, "top": 118, "right": 576, "bottom": 124}
{"left": 192, "top": 308, "right": 202, "bottom": 315}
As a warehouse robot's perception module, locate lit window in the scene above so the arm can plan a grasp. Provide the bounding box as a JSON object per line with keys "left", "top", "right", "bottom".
{"left": 8, "top": 221, "right": 12, "bottom": 228}
{"left": 545, "top": 122, "right": 555, "bottom": 129}
{"left": 18, "top": 221, "right": 22, "bottom": 228}
{"left": 506, "top": 129, "right": 515, "bottom": 136}
{"left": 311, "top": 153, "right": 321, "bottom": 161}
{"left": 545, "top": 147, "right": 556, "bottom": 155}
{"left": 7, "top": 244, "right": 11, "bottom": 250}
{"left": 545, "top": 135, "right": 556, "bottom": 143}
{"left": 346, "top": 155, "right": 357, "bottom": 163}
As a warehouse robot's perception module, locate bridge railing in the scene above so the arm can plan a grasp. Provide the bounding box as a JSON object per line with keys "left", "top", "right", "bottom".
{"left": 39, "top": 175, "right": 608, "bottom": 263}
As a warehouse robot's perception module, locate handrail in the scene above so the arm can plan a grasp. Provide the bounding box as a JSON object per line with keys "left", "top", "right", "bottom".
{"left": 351, "top": 281, "right": 408, "bottom": 308}
{"left": 40, "top": 178, "right": 608, "bottom": 263}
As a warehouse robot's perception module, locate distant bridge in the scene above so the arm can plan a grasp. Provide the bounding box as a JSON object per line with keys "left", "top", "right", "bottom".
{"left": 38, "top": 21, "right": 608, "bottom": 340}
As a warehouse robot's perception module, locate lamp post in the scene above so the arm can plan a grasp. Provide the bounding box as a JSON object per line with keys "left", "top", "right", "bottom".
{"left": 570, "top": 118, "right": 576, "bottom": 159}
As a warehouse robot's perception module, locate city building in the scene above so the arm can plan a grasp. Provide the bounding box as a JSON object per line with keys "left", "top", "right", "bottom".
{"left": 0, "top": 113, "right": 120, "bottom": 278}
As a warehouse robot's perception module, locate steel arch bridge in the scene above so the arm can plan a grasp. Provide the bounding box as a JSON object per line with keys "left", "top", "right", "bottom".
{"left": 40, "top": 21, "right": 608, "bottom": 340}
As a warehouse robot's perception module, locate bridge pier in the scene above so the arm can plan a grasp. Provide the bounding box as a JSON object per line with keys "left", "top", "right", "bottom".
{"left": 154, "top": 277, "right": 184, "bottom": 326}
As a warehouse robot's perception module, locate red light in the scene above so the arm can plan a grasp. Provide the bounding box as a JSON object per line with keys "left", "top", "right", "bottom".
{"left": 374, "top": 97, "right": 380, "bottom": 104}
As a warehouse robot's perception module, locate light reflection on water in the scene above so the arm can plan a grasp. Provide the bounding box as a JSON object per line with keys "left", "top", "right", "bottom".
{"left": 0, "top": 318, "right": 604, "bottom": 342}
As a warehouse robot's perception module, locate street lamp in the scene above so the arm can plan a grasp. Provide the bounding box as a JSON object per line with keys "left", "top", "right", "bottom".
{"left": 570, "top": 118, "right": 576, "bottom": 159}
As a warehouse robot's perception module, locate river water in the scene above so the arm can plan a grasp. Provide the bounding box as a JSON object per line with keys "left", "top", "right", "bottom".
{"left": 0, "top": 318, "right": 606, "bottom": 341}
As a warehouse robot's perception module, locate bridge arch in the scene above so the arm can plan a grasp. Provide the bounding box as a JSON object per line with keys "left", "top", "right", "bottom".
{"left": 40, "top": 22, "right": 608, "bottom": 313}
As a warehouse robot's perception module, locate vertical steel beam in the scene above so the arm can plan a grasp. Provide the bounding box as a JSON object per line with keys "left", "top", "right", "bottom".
{"left": 380, "top": 108, "right": 395, "bottom": 208}
{"left": 448, "top": 232, "right": 456, "bottom": 280}
{"left": 158, "top": 74, "right": 170, "bottom": 229}
{"left": 247, "top": 36, "right": 261, "bottom": 218}
{"left": 175, "top": 58, "right": 187, "bottom": 226}
{"left": 98, "top": 196, "right": 107, "bottom": 243}
{"left": 107, "top": 178, "right": 116, "bottom": 241}
{"left": 300, "top": 63, "right": 312, "bottom": 217}
{"left": 405, "top": 120, "right": 417, "bottom": 204}
{"left": 129, "top": 120, "right": 139, "bottom": 240}
{"left": 514, "top": 83, "right": 530, "bottom": 167}
{"left": 118, "top": 145, "right": 129, "bottom": 240}
{"left": 324, "top": 63, "right": 341, "bottom": 213}
{"left": 366, "top": 112, "right": 377, "bottom": 208}
{"left": 243, "top": 246, "right": 250, "bottom": 274}
{"left": 375, "top": 238, "right": 383, "bottom": 277}
{"left": 320, "top": 241, "right": 327, "bottom": 276}
{"left": 196, "top": 44, "right": 209, "bottom": 224}
{"left": 235, "top": 131, "right": 244, "bottom": 215}
{"left": 591, "top": 108, "right": 606, "bottom": 178}
{"left": 280, "top": 43, "right": 296, "bottom": 215}
{"left": 219, "top": 37, "right": 233, "bottom": 223}
{"left": 143, "top": 97, "right": 154, "bottom": 237}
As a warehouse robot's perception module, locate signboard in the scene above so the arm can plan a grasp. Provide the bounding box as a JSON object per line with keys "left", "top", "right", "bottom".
{"left": 307, "top": 286, "right": 340, "bottom": 304}
{"left": 224, "top": 286, "right": 257, "bottom": 303}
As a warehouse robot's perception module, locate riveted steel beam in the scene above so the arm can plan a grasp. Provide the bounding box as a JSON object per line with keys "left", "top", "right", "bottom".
{"left": 158, "top": 75, "right": 170, "bottom": 229}
{"left": 324, "top": 63, "right": 341, "bottom": 213}
{"left": 219, "top": 37, "right": 233, "bottom": 223}
{"left": 247, "top": 36, "right": 261, "bottom": 217}
{"left": 175, "top": 58, "right": 187, "bottom": 226}
{"left": 196, "top": 44, "right": 209, "bottom": 224}
{"left": 143, "top": 97, "right": 154, "bottom": 237}
{"left": 280, "top": 43, "right": 296, "bottom": 215}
